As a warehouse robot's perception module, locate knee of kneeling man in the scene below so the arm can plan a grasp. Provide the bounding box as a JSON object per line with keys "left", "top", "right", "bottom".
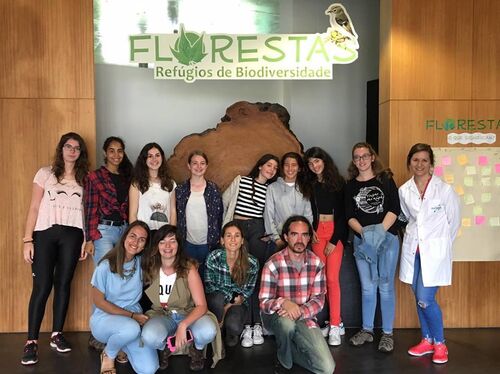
{"left": 275, "top": 316, "right": 296, "bottom": 334}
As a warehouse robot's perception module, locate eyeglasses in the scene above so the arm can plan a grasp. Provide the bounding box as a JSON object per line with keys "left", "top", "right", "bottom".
{"left": 63, "top": 144, "right": 81, "bottom": 152}
{"left": 353, "top": 153, "right": 372, "bottom": 162}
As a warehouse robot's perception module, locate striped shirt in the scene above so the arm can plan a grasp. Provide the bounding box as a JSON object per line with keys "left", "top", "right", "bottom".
{"left": 234, "top": 176, "right": 268, "bottom": 218}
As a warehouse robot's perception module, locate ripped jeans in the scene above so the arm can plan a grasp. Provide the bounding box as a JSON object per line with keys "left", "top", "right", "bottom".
{"left": 411, "top": 252, "right": 444, "bottom": 343}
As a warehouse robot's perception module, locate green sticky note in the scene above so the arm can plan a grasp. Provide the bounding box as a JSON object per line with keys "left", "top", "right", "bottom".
{"left": 481, "top": 177, "right": 491, "bottom": 187}
{"left": 472, "top": 205, "right": 483, "bottom": 215}
{"left": 490, "top": 217, "right": 500, "bottom": 227}
{"left": 466, "top": 166, "right": 477, "bottom": 175}
{"left": 464, "top": 176, "right": 474, "bottom": 187}
{"left": 481, "top": 193, "right": 492, "bottom": 203}
{"left": 464, "top": 194, "right": 475, "bottom": 205}
{"left": 481, "top": 166, "right": 492, "bottom": 176}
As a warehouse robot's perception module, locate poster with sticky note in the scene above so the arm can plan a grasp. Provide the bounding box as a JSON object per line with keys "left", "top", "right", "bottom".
{"left": 464, "top": 194, "right": 475, "bottom": 205}
{"left": 464, "top": 176, "right": 474, "bottom": 187}
{"left": 441, "top": 156, "right": 452, "bottom": 166}
{"left": 465, "top": 166, "right": 477, "bottom": 175}
{"left": 433, "top": 166, "right": 443, "bottom": 177}
{"left": 457, "top": 154, "right": 468, "bottom": 166}
{"left": 478, "top": 156, "right": 489, "bottom": 166}
{"left": 433, "top": 147, "right": 500, "bottom": 261}
{"left": 481, "top": 166, "right": 492, "bottom": 176}
{"left": 481, "top": 193, "right": 492, "bottom": 203}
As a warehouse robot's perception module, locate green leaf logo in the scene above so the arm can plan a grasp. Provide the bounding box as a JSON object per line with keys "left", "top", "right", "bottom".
{"left": 170, "top": 24, "right": 207, "bottom": 66}
{"left": 444, "top": 119, "right": 455, "bottom": 131}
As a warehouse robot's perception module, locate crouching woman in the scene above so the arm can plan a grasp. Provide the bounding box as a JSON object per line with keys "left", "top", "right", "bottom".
{"left": 141, "top": 225, "right": 222, "bottom": 371}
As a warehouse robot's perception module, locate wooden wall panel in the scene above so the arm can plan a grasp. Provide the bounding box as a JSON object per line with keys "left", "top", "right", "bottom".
{"left": 0, "top": 0, "right": 95, "bottom": 333}
{"left": 380, "top": 0, "right": 500, "bottom": 328}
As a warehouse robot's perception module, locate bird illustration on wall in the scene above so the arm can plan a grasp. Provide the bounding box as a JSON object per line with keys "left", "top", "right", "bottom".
{"left": 325, "top": 3, "right": 359, "bottom": 50}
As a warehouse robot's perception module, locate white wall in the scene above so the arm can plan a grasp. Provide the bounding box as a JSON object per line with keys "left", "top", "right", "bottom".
{"left": 95, "top": 0, "right": 379, "bottom": 173}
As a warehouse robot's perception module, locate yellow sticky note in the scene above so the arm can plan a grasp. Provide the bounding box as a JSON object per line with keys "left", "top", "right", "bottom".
{"left": 481, "top": 193, "right": 492, "bottom": 203}
{"left": 495, "top": 177, "right": 500, "bottom": 186}
{"left": 462, "top": 218, "right": 472, "bottom": 227}
{"left": 473, "top": 205, "right": 483, "bottom": 215}
{"left": 481, "top": 166, "right": 492, "bottom": 176}
{"left": 454, "top": 185, "right": 465, "bottom": 196}
{"left": 464, "top": 176, "right": 474, "bottom": 187}
{"left": 481, "top": 177, "right": 491, "bottom": 187}
{"left": 490, "top": 217, "right": 500, "bottom": 227}
{"left": 466, "top": 166, "right": 477, "bottom": 175}
{"left": 457, "top": 154, "right": 468, "bottom": 165}
{"left": 464, "top": 194, "right": 475, "bottom": 205}
{"left": 444, "top": 174, "right": 454, "bottom": 184}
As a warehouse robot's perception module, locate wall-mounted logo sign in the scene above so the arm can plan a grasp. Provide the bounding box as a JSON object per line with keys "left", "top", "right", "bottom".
{"left": 129, "top": 3, "right": 359, "bottom": 82}
{"left": 424, "top": 118, "right": 499, "bottom": 144}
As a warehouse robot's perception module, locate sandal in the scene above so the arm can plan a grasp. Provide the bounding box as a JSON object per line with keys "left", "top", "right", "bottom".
{"left": 100, "top": 351, "right": 116, "bottom": 374}
{"left": 116, "top": 350, "right": 128, "bottom": 364}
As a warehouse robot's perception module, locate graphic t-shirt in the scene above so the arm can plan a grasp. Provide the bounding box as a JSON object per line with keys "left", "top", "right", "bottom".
{"left": 137, "top": 180, "right": 177, "bottom": 230}
{"left": 159, "top": 269, "right": 177, "bottom": 308}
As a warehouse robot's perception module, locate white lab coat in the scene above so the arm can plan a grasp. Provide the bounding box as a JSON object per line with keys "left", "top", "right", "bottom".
{"left": 399, "top": 175, "right": 461, "bottom": 287}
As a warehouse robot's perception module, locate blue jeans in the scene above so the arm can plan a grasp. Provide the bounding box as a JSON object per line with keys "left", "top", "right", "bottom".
{"left": 90, "top": 314, "right": 158, "bottom": 374}
{"left": 262, "top": 313, "right": 335, "bottom": 374}
{"left": 93, "top": 223, "right": 127, "bottom": 266}
{"left": 354, "top": 233, "right": 399, "bottom": 333}
{"left": 184, "top": 241, "right": 209, "bottom": 279}
{"left": 141, "top": 312, "right": 216, "bottom": 351}
{"left": 412, "top": 252, "right": 444, "bottom": 343}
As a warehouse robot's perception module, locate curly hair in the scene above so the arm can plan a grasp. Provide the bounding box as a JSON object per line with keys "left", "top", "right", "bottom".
{"left": 347, "top": 142, "right": 393, "bottom": 182}
{"left": 132, "top": 143, "right": 174, "bottom": 193}
{"left": 303, "top": 147, "right": 344, "bottom": 198}
{"left": 52, "top": 132, "right": 89, "bottom": 186}
{"left": 280, "top": 152, "right": 308, "bottom": 197}
{"left": 221, "top": 221, "right": 250, "bottom": 286}
{"left": 100, "top": 220, "right": 150, "bottom": 278}
{"left": 142, "top": 225, "right": 196, "bottom": 285}
{"left": 103, "top": 136, "right": 133, "bottom": 182}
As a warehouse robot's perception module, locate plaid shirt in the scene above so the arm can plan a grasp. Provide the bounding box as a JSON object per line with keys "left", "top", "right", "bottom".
{"left": 204, "top": 249, "right": 259, "bottom": 305}
{"left": 259, "top": 247, "right": 326, "bottom": 328}
{"left": 84, "top": 166, "right": 129, "bottom": 241}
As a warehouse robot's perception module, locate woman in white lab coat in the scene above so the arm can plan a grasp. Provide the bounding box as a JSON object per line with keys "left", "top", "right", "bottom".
{"left": 399, "top": 143, "right": 460, "bottom": 365}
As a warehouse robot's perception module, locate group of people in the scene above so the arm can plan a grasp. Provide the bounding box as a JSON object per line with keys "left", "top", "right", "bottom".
{"left": 21, "top": 132, "right": 460, "bottom": 373}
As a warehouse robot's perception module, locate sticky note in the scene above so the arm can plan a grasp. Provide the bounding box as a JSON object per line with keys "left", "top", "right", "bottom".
{"left": 434, "top": 166, "right": 444, "bottom": 177}
{"left": 489, "top": 217, "right": 500, "bottom": 227}
{"left": 481, "top": 177, "right": 491, "bottom": 187}
{"left": 495, "top": 177, "right": 500, "bottom": 186}
{"left": 466, "top": 166, "right": 477, "bottom": 175}
{"left": 457, "top": 154, "right": 468, "bottom": 166}
{"left": 495, "top": 164, "right": 500, "bottom": 173}
{"left": 473, "top": 206, "right": 483, "bottom": 215}
{"left": 441, "top": 156, "right": 452, "bottom": 166}
{"left": 481, "top": 193, "right": 492, "bottom": 203}
{"left": 444, "top": 174, "right": 454, "bottom": 184}
{"left": 464, "top": 194, "right": 475, "bottom": 205}
{"left": 481, "top": 166, "right": 492, "bottom": 176}
{"left": 478, "top": 156, "right": 488, "bottom": 166}
{"left": 454, "top": 185, "right": 465, "bottom": 196}
{"left": 474, "top": 215, "right": 486, "bottom": 225}
{"left": 464, "top": 176, "right": 474, "bottom": 187}
{"left": 461, "top": 218, "right": 471, "bottom": 227}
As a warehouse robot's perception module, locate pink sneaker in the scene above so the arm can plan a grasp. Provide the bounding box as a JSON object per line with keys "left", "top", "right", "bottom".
{"left": 432, "top": 343, "right": 448, "bottom": 364}
{"left": 408, "top": 339, "right": 434, "bottom": 356}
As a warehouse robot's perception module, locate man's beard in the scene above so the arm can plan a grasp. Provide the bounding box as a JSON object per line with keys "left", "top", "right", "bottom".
{"left": 289, "top": 243, "right": 306, "bottom": 254}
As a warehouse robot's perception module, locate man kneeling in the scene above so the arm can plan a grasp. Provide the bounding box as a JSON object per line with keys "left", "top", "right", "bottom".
{"left": 259, "top": 215, "right": 335, "bottom": 374}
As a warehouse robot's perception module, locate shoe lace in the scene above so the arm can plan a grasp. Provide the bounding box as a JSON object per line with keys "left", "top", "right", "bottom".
{"left": 52, "top": 333, "right": 66, "bottom": 345}
{"left": 24, "top": 342, "right": 36, "bottom": 353}
{"left": 241, "top": 326, "right": 252, "bottom": 339}
{"left": 253, "top": 325, "right": 263, "bottom": 337}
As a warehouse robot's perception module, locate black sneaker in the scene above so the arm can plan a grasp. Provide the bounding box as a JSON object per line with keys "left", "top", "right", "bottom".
{"left": 50, "top": 333, "right": 72, "bottom": 353}
{"left": 21, "top": 342, "right": 38, "bottom": 365}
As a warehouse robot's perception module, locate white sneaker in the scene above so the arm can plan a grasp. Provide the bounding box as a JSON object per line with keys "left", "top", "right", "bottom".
{"left": 321, "top": 322, "right": 330, "bottom": 338}
{"left": 339, "top": 322, "right": 345, "bottom": 336}
{"left": 241, "top": 325, "right": 253, "bottom": 348}
{"left": 328, "top": 326, "right": 341, "bottom": 346}
{"left": 252, "top": 324, "right": 264, "bottom": 345}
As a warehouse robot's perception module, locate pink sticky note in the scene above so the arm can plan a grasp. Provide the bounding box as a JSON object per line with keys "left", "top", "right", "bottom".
{"left": 475, "top": 215, "right": 486, "bottom": 225}
{"left": 495, "top": 164, "right": 500, "bottom": 173}
{"left": 478, "top": 156, "right": 488, "bottom": 166}
{"left": 433, "top": 166, "right": 444, "bottom": 176}
{"left": 441, "top": 156, "right": 452, "bottom": 166}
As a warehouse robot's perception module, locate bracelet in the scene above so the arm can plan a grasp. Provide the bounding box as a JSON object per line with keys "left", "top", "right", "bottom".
{"left": 23, "top": 239, "right": 33, "bottom": 243}
{"left": 131, "top": 312, "right": 134, "bottom": 319}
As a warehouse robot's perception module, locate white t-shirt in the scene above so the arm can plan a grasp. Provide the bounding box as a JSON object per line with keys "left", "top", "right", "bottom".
{"left": 186, "top": 189, "right": 208, "bottom": 245}
{"left": 137, "top": 180, "right": 176, "bottom": 230}
{"left": 159, "top": 269, "right": 177, "bottom": 307}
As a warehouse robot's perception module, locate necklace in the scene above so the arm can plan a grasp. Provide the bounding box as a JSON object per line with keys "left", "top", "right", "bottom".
{"left": 123, "top": 257, "right": 137, "bottom": 280}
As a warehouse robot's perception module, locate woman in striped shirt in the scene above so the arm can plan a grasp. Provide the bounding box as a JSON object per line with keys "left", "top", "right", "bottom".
{"left": 222, "top": 154, "right": 279, "bottom": 347}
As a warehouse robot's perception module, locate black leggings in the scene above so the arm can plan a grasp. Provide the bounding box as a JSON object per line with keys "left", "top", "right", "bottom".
{"left": 206, "top": 292, "right": 248, "bottom": 337}
{"left": 28, "top": 225, "right": 83, "bottom": 339}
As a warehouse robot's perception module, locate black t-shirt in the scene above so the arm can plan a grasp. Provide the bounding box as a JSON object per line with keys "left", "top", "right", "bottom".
{"left": 344, "top": 174, "right": 401, "bottom": 236}
{"left": 102, "top": 172, "right": 128, "bottom": 222}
